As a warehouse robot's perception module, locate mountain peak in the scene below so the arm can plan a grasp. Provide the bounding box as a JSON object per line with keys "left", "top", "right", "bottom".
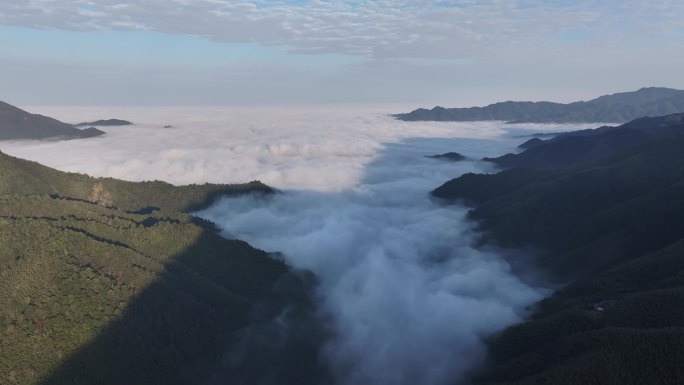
{"left": 0, "top": 101, "right": 104, "bottom": 140}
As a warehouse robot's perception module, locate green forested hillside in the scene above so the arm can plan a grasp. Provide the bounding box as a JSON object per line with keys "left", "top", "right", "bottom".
{"left": 0, "top": 151, "right": 321, "bottom": 385}
{"left": 463, "top": 133, "right": 684, "bottom": 384}
{"left": 0, "top": 150, "right": 274, "bottom": 212}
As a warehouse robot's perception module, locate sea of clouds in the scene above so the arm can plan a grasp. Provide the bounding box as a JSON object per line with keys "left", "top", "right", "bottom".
{"left": 1, "top": 106, "right": 595, "bottom": 385}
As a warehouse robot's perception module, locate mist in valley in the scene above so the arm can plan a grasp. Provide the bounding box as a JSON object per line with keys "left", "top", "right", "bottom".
{"left": 0, "top": 107, "right": 592, "bottom": 384}
{"left": 198, "top": 137, "right": 550, "bottom": 385}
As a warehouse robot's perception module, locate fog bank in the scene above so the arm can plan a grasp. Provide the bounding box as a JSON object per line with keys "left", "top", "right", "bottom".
{"left": 198, "top": 137, "right": 549, "bottom": 385}
{"left": 0, "top": 106, "right": 592, "bottom": 191}
{"left": 0, "top": 107, "right": 591, "bottom": 384}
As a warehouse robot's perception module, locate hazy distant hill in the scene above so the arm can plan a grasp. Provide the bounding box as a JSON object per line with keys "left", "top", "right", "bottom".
{"left": 75, "top": 119, "right": 132, "bottom": 127}
{"left": 0, "top": 150, "right": 323, "bottom": 385}
{"left": 395, "top": 87, "right": 684, "bottom": 123}
{"left": 0, "top": 101, "right": 104, "bottom": 140}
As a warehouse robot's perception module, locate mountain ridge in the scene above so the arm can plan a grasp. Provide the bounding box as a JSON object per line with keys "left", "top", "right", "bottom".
{"left": 470, "top": 133, "right": 684, "bottom": 384}
{"left": 483, "top": 113, "right": 684, "bottom": 169}
{"left": 425, "top": 112, "right": 684, "bottom": 384}
{"left": 0, "top": 101, "right": 104, "bottom": 140}
{"left": 395, "top": 87, "right": 684, "bottom": 123}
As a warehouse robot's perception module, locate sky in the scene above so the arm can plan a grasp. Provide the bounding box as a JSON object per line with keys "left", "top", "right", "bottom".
{"left": 1, "top": 0, "right": 684, "bottom": 107}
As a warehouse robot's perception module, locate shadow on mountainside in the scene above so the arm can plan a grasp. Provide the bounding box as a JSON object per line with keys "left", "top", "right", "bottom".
{"left": 34, "top": 221, "right": 329, "bottom": 385}
{"left": 5, "top": 135, "right": 524, "bottom": 385}
{"left": 0, "top": 192, "right": 328, "bottom": 385}
{"left": 0, "top": 149, "right": 328, "bottom": 385}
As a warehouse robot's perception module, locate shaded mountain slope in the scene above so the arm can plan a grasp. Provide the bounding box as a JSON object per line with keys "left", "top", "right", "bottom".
{"left": 453, "top": 134, "right": 684, "bottom": 384}
{"left": 472, "top": 134, "right": 684, "bottom": 276}
{"left": 484, "top": 113, "right": 684, "bottom": 170}
{"left": 432, "top": 168, "right": 550, "bottom": 205}
{"left": 395, "top": 87, "right": 684, "bottom": 123}
{"left": 0, "top": 102, "right": 103, "bottom": 140}
{"left": 0, "top": 152, "right": 324, "bottom": 385}
{"left": 476, "top": 239, "right": 684, "bottom": 384}
{"left": 433, "top": 114, "right": 684, "bottom": 208}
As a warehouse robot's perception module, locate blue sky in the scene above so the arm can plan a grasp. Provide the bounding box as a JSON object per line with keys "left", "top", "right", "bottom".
{"left": 1, "top": 0, "right": 683, "bottom": 106}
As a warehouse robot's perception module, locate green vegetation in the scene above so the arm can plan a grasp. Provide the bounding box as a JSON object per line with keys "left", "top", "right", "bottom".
{"left": 459, "top": 132, "right": 684, "bottom": 384}
{"left": 0, "top": 150, "right": 274, "bottom": 212}
{"left": 476, "top": 241, "right": 684, "bottom": 384}
{"left": 0, "top": 150, "right": 320, "bottom": 385}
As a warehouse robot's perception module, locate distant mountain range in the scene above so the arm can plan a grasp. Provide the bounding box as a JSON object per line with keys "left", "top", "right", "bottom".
{"left": 395, "top": 87, "right": 684, "bottom": 123}
{"left": 472, "top": 133, "right": 684, "bottom": 384}
{"left": 0, "top": 101, "right": 104, "bottom": 140}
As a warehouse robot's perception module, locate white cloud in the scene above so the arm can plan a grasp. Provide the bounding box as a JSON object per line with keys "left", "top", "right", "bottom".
{"left": 1, "top": 0, "right": 683, "bottom": 59}
{"left": 199, "top": 188, "right": 543, "bottom": 385}
{"left": 0, "top": 106, "right": 590, "bottom": 190}
{"left": 0, "top": 106, "right": 598, "bottom": 384}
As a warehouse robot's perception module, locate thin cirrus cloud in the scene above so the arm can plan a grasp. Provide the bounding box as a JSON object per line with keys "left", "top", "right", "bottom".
{"left": 1, "top": 1, "right": 684, "bottom": 106}
{"left": 1, "top": 0, "right": 682, "bottom": 59}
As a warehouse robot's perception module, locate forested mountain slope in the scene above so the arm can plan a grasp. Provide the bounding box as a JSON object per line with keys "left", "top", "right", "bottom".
{"left": 484, "top": 113, "right": 684, "bottom": 169}
{"left": 433, "top": 125, "right": 684, "bottom": 384}
{"left": 0, "top": 151, "right": 322, "bottom": 385}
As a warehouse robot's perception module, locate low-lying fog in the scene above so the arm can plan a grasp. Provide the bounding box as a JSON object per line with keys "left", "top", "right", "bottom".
{"left": 1, "top": 107, "right": 594, "bottom": 385}
{"left": 197, "top": 137, "right": 545, "bottom": 385}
